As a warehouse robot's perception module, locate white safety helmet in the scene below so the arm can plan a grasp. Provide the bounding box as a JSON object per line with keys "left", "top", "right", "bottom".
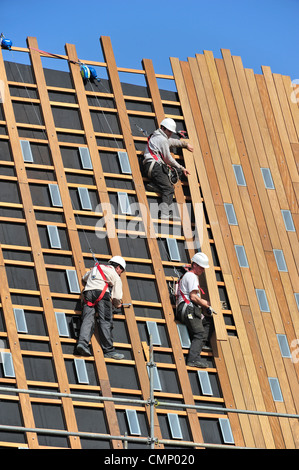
{"left": 160, "top": 118, "right": 177, "bottom": 134}
{"left": 109, "top": 256, "right": 126, "bottom": 271}
{"left": 191, "top": 252, "right": 210, "bottom": 269}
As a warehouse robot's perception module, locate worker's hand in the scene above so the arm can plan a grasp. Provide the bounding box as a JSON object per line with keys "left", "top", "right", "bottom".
{"left": 183, "top": 168, "right": 190, "bottom": 176}
{"left": 186, "top": 143, "right": 194, "bottom": 152}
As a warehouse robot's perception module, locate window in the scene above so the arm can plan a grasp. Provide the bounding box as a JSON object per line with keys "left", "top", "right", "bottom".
{"left": 78, "top": 187, "right": 92, "bottom": 211}
{"left": 48, "top": 184, "right": 63, "bottom": 207}
{"left": 256, "top": 289, "right": 270, "bottom": 312}
{"left": 268, "top": 377, "right": 283, "bottom": 402}
{"left": 47, "top": 225, "right": 62, "bottom": 249}
{"left": 232, "top": 164, "right": 246, "bottom": 186}
{"left": 224, "top": 203, "right": 238, "bottom": 225}
{"left": 147, "top": 365, "right": 162, "bottom": 391}
{"left": 118, "top": 192, "right": 132, "bottom": 215}
{"left": 281, "top": 210, "right": 295, "bottom": 232}
{"left": 66, "top": 270, "right": 80, "bottom": 293}
{"left": 13, "top": 308, "right": 28, "bottom": 333}
{"left": 197, "top": 370, "right": 213, "bottom": 396}
{"left": 20, "top": 140, "right": 34, "bottom": 163}
{"left": 79, "top": 147, "right": 93, "bottom": 169}
{"left": 166, "top": 237, "right": 181, "bottom": 261}
{"left": 177, "top": 323, "right": 191, "bottom": 348}
{"left": 118, "top": 151, "right": 132, "bottom": 174}
{"left": 276, "top": 334, "right": 291, "bottom": 358}
{"left": 146, "top": 321, "right": 161, "bottom": 346}
{"left": 219, "top": 418, "right": 234, "bottom": 444}
{"left": 235, "top": 245, "right": 249, "bottom": 268}
{"left": 125, "top": 409, "right": 141, "bottom": 436}
{"left": 167, "top": 413, "right": 183, "bottom": 439}
{"left": 55, "top": 312, "right": 69, "bottom": 337}
{"left": 74, "top": 358, "right": 89, "bottom": 384}
{"left": 261, "top": 168, "right": 275, "bottom": 189}
{"left": 1, "top": 352, "right": 15, "bottom": 378}
{"left": 273, "top": 249, "right": 288, "bottom": 272}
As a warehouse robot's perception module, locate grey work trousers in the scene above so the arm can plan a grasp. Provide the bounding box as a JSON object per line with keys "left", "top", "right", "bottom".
{"left": 78, "top": 289, "right": 114, "bottom": 354}
{"left": 176, "top": 302, "right": 214, "bottom": 363}
{"left": 144, "top": 161, "right": 174, "bottom": 206}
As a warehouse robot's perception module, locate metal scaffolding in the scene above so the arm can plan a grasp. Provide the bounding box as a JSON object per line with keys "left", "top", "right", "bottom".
{"left": 0, "top": 336, "right": 298, "bottom": 449}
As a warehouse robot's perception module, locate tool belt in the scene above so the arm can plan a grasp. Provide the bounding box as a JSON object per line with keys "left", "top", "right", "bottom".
{"left": 176, "top": 301, "right": 202, "bottom": 323}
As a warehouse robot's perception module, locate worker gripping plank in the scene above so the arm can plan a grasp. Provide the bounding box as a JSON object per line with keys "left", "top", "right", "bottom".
{"left": 142, "top": 118, "right": 193, "bottom": 219}
{"left": 76, "top": 256, "right": 126, "bottom": 360}
{"left": 175, "top": 252, "right": 215, "bottom": 368}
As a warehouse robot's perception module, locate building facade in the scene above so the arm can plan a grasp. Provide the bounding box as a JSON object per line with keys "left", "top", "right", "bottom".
{"left": 0, "top": 36, "right": 298, "bottom": 449}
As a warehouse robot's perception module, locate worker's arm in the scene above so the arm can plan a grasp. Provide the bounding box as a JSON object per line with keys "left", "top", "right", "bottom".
{"left": 112, "top": 298, "right": 123, "bottom": 309}
{"left": 110, "top": 274, "right": 123, "bottom": 309}
{"left": 189, "top": 290, "right": 210, "bottom": 309}
{"left": 167, "top": 138, "right": 193, "bottom": 175}
{"left": 82, "top": 269, "right": 92, "bottom": 284}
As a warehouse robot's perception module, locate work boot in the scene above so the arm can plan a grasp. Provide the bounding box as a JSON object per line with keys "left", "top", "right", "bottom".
{"left": 76, "top": 343, "right": 92, "bottom": 356}
{"left": 104, "top": 351, "right": 125, "bottom": 360}
{"left": 186, "top": 359, "right": 209, "bottom": 368}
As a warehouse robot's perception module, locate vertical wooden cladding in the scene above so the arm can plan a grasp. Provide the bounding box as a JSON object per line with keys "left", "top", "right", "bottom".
{"left": 171, "top": 48, "right": 298, "bottom": 447}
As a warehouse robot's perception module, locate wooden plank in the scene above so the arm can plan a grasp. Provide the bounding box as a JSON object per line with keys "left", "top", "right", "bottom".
{"left": 142, "top": 58, "right": 195, "bottom": 256}
{"left": 224, "top": 275, "right": 285, "bottom": 447}
{"left": 215, "top": 60, "right": 272, "bottom": 253}
{"left": 240, "top": 305, "right": 286, "bottom": 448}
{"left": 172, "top": 58, "right": 228, "bottom": 339}
{"left": 256, "top": 72, "right": 298, "bottom": 213}
{"left": 273, "top": 73, "right": 298, "bottom": 144}
{"left": 262, "top": 66, "right": 299, "bottom": 190}
{"left": 282, "top": 75, "right": 299, "bottom": 141}
{"left": 230, "top": 55, "right": 281, "bottom": 250}
{"left": 0, "top": 250, "right": 38, "bottom": 448}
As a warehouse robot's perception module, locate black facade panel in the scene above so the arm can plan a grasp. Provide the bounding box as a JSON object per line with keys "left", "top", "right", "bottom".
{"left": 0, "top": 401, "right": 26, "bottom": 445}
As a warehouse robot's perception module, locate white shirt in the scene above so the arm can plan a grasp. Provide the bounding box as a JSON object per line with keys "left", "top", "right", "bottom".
{"left": 176, "top": 271, "right": 200, "bottom": 305}
{"left": 143, "top": 128, "right": 187, "bottom": 169}
{"left": 82, "top": 264, "right": 123, "bottom": 306}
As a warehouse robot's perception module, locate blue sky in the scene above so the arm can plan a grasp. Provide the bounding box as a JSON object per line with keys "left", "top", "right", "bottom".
{"left": 2, "top": 0, "right": 298, "bottom": 87}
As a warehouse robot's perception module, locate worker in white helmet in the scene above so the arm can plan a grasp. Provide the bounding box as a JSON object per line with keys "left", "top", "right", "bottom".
{"left": 142, "top": 118, "right": 193, "bottom": 218}
{"left": 76, "top": 256, "right": 126, "bottom": 359}
{"left": 176, "top": 252, "right": 214, "bottom": 368}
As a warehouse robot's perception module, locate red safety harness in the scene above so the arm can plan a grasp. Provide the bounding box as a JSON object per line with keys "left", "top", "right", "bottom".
{"left": 83, "top": 263, "right": 110, "bottom": 307}
{"left": 177, "top": 273, "right": 205, "bottom": 306}
{"left": 147, "top": 135, "right": 163, "bottom": 163}
{"left": 147, "top": 135, "right": 181, "bottom": 185}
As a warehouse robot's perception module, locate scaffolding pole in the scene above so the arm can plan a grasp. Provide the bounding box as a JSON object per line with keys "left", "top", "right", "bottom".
{"left": 0, "top": 424, "right": 251, "bottom": 449}
{"left": 0, "top": 333, "right": 298, "bottom": 450}
{"left": 0, "top": 385, "right": 297, "bottom": 420}
{"left": 148, "top": 334, "right": 156, "bottom": 449}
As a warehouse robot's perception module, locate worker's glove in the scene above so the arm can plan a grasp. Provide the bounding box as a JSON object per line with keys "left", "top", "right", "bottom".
{"left": 206, "top": 306, "right": 217, "bottom": 316}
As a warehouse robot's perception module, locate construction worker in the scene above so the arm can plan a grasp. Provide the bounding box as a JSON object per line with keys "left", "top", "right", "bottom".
{"left": 176, "top": 252, "right": 214, "bottom": 368}
{"left": 76, "top": 256, "right": 126, "bottom": 360}
{"left": 143, "top": 118, "right": 193, "bottom": 218}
